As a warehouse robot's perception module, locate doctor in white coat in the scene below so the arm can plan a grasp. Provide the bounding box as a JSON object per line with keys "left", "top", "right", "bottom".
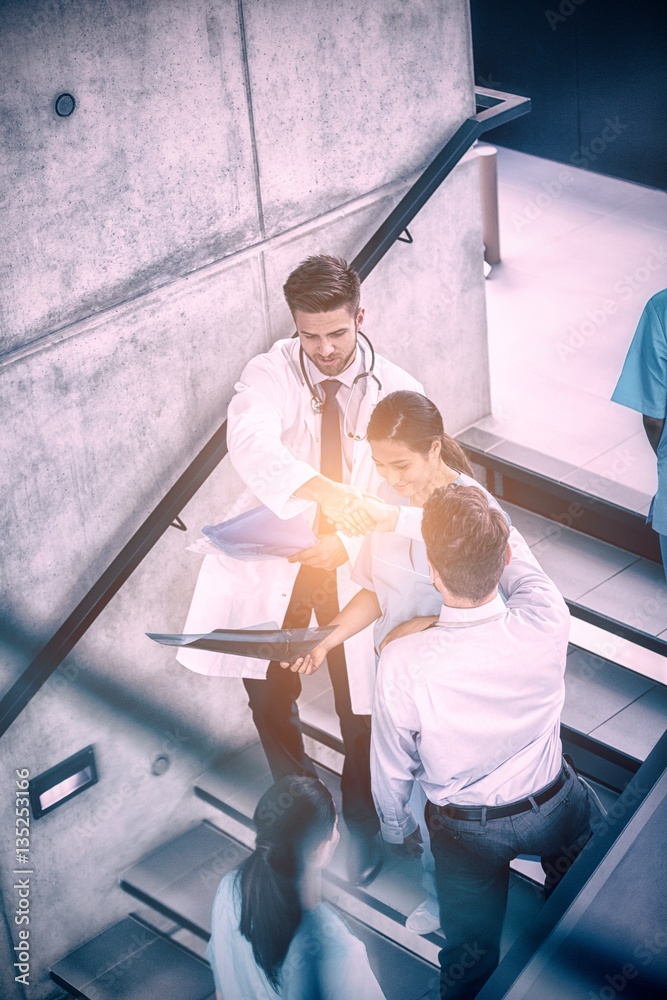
{"left": 179, "top": 255, "right": 422, "bottom": 885}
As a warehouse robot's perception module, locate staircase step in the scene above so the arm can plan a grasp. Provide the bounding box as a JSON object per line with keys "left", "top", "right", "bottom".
{"left": 118, "top": 816, "right": 442, "bottom": 998}
{"left": 193, "top": 740, "right": 345, "bottom": 833}
{"left": 457, "top": 428, "right": 658, "bottom": 560}
{"left": 561, "top": 645, "right": 667, "bottom": 781}
{"left": 119, "top": 822, "right": 248, "bottom": 939}
{"left": 458, "top": 430, "right": 667, "bottom": 661}
{"left": 194, "top": 742, "right": 555, "bottom": 963}
{"left": 500, "top": 501, "right": 667, "bottom": 659}
{"left": 50, "top": 915, "right": 214, "bottom": 1000}
{"left": 330, "top": 911, "right": 441, "bottom": 1000}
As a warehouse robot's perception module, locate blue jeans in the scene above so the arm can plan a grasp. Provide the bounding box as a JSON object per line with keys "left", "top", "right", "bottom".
{"left": 427, "top": 766, "right": 591, "bottom": 999}
{"left": 660, "top": 533, "right": 667, "bottom": 581}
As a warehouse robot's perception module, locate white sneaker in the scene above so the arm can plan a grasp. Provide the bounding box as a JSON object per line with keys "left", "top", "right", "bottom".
{"left": 405, "top": 900, "right": 441, "bottom": 935}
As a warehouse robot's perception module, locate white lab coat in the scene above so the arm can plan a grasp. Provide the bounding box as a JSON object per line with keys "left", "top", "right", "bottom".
{"left": 177, "top": 336, "right": 422, "bottom": 714}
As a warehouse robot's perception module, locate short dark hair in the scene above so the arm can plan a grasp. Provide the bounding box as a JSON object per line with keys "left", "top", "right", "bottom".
{"left": 367, "top": 391, "right": 474, "bottom": 476}
{"left": 421, "top": 485, "right": 510, "bottom": 603}
{"left": 283, "top": 254, "right": 361, "bottom": 316}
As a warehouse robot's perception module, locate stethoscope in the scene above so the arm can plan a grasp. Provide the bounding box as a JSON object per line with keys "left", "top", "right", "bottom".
{"left": 298, "top": 330, "right": 382, "bottom": 440}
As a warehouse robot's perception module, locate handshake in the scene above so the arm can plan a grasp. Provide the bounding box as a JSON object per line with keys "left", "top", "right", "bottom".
{"left": 316, "top": 481, "right": 399, "bottom": 537}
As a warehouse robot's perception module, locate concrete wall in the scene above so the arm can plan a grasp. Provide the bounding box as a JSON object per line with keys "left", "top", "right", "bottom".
{"left": 0, "top": 1, "right": 488, "bottom": 996}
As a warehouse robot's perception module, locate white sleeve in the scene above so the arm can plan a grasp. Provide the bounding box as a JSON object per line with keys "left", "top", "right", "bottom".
{"left": 226, "top": 356, "right": 318, "bottom": 519}
{"left": 501, "top": 527, "right": 570, "bottom": 636}
{"left": 371, "top": 645, "right": 420, "bottom": 844}
{"left": 393, "top": 505, "right": 423, "bottom": 540}
{"left": 283, "top": 907, "right": 386, "bottom": 1000}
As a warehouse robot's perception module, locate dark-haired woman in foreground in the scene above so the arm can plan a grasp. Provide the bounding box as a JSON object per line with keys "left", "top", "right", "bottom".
{"left": 207, "top": 776, "right": 385, "bottom": 999}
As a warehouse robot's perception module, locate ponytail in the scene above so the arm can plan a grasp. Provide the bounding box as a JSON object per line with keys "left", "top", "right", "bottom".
{"left": 238, "top": 777, "right": 336, "bottom": 989}
{"left": 239, "top": 845, "right": 300, "bottom": 988}
{"left": 440, "top": 433, "right": 474, "bottom": 477}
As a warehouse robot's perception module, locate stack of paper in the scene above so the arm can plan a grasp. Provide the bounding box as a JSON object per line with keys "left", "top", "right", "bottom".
{"left": 202, "top": 505, "right": 317, "bottom": 560}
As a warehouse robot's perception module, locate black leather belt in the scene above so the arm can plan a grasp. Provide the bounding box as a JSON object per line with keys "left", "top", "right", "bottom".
{"left": 434, "top": 766, "right": 568, "bottom": 822}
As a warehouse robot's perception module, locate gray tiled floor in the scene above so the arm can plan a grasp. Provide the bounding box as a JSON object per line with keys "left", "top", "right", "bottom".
{"left": 561, "top": 467, "right": 652, "bottom": 514}
{"left": 493, "top": 502, "right": 666, "bottom": 649}
{"left": 471, "top": 143, "right": 667, "bottom": 515}
{"left": 476, "top": 371, "right": 641, "bottom": 470}
{"left": 501, "top": 502, "right": 561, "bottom": 546}
{"left": 531, "top": 527, "right": 639, "bottom": 601}
{"left": 589, "top": 684, "right": 667, "bottom": 759}
{"left": 456, "top": 424, "right": 505, "bottom": 453}
{"left": 562, "top": 648, "right": 655, "bottom": 735}
{"left": 564, "top": 431, "right": 656, "bottom": 502}
{"left": 582, "top": 557, "right": 667, "bottom": 635}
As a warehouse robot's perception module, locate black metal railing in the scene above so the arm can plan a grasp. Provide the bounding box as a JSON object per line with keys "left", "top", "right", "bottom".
{"left": 0, "top": 87, "right": 530, "bottom": 738}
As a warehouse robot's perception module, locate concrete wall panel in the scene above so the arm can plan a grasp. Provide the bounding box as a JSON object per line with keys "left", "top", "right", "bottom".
{"left": 361, "top": 156, "right": 490, "bottom": 433}
{"left": 244, "top": 0, "right": 475, "bottom": 235}
{"left": 0, "top": 254, "right": 265, "bottom": 691}
{"left": 1, "top": 0, "right": 259, "bottom": 352}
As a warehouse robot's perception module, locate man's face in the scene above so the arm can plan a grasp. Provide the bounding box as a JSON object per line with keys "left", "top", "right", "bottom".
{"left": 295, "top": 305, "right": 363, "bottom": 377}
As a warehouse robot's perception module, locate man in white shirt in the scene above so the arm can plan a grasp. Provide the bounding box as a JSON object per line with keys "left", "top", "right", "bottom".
{"left": 371, "top": 485, "right": 591, "bottom": 998}
{"left": 179, "top": 255, "right": 422, "bottom": 885}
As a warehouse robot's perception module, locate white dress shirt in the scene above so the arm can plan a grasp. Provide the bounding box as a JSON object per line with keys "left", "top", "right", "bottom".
{"left": 370, "top": 527, "right": 569, "bottom": 843}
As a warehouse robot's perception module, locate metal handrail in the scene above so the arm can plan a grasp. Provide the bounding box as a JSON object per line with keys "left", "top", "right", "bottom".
{"left": 0, "top": 87, "right": 530, "bottom": 738}
{"left": 352, "top": 87, "right": 530, "bottom": 279}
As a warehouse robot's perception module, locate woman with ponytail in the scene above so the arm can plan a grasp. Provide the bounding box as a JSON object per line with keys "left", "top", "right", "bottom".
{"left": 281, "top": 392, "right": 508, "bottom": 934}
{"left": 207, "top": 775, "right": 385, "bottom": 999}
{"left": 283, "top": 391, "right": 505, "bottom": 693}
